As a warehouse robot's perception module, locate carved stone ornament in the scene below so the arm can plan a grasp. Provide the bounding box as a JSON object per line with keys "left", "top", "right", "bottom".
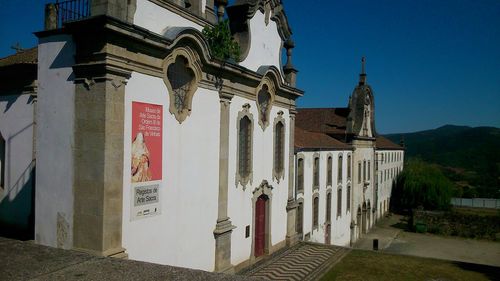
{"left": 253, "top": 179, "right": 273, "bottom": 195}
{"left": 162, "top": 46, "right": 203, "bottom": 124}
{"left": 255, "top": 76, "right": 276, "bottom": 130}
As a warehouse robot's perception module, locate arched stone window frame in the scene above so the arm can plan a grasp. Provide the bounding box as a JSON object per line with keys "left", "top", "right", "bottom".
{"left": 255, "top": 76, "right": 276, "bottom": 131}
{"left": 326, "top": 152, "right": 333, "bottom": 187}
{"left": 337, "top": 184, "right": 342, "bottom": 218}
{"left": 357, "top": 161, "right": 362, "bottom": 184}
{"left": 296, "top": 153, "right": 305, "bottom": 194}
{"left": 347, "top": 153, "right": 352, "bottom": 181}
{"left": 337, "top": 153, "right": 343, "bottom": 183}
{"left": 312, "top": 152, "right": 320, "bottom": 191}
{"left": 235, "top": 103, "right": 254, "bottom": 189}
{"left": 346, "top": 184, "right": 351, "bottom": 212}
{"left": 162, "top": 46, "right": 202, "bottom": 124}
{"left": 325, "top": 189, "right": 332, "bottom": 223}
{"left": 251, "top": 180, "right": 273, "bottom": 258}
{"left": 272, "top": 111, "right": 286, "bottom": 182}
{"left": 312, "top": 191, "right": 319, "bottom": 231}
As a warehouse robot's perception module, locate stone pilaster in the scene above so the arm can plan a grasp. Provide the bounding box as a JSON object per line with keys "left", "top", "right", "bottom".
{"left": 205, "top": 0, "right": 216, "bottom": 23}
{"left": 285, "top": 108, "right": 298, "bottom": 246}
{"left": 214, "top": 90, "right": 236, "bottom": 273}
{"left": 72, "top": 70, "right": 130, "bottom": 258}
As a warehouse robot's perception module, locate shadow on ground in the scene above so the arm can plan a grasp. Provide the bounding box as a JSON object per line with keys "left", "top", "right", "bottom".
{"left": 454, "top": 261, "right": 500, "bottom": 281}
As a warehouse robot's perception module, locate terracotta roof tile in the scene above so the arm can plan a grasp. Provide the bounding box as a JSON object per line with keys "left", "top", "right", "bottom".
{"left": 0, "top": 47, "right": 38, "bottom": 67}
{"left": 376, "top": 136, "right": 403, "bottom": 150}
{"left": 295, "top": 108, "right": 349, "bottom": 134}
{"left": 295, "top": 127, "right": 351, "bottom": 150}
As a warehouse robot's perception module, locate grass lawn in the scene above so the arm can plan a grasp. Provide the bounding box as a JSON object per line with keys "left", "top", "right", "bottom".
{"left": 320, "top": 250, "right": 500, "bottom": 281}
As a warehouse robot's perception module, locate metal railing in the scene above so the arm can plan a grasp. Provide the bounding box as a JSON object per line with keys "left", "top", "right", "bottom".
{"left": 54, "top": 0, "right": 91, "bottom": 28}
{"left": 451, "top": 197, "right": 500, "bottom": 209}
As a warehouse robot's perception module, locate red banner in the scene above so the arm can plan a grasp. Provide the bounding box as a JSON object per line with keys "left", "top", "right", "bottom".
{"left": 131, "top": 102, "right": 163, "bottom": 183}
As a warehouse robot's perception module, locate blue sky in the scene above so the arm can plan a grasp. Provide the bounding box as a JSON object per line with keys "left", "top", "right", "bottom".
{"left": 1, "top": 0, "right": 499, "bottom": 133}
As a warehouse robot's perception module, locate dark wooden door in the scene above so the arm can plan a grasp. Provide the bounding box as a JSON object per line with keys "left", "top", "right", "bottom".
{"left": 296, "top": 202, "right": 303, "bottom": 239}
{"left": 325, "top": 223, "right": 331, "bottom": 244}
{"left": 255, "top": 195, "right": 266, "bottom": 257}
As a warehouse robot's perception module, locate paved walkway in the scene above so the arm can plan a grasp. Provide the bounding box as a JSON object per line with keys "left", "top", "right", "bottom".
{"left": 0, "top": 237, "right": 262, "bottom": 281}
{"left": 354, "top": 214, "right": 500, "bottom": 267}
{"left": 239, "top": 242, "right": 350, "bottom": 281}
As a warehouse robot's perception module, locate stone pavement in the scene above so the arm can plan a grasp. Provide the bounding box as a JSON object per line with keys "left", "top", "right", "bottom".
{"left": 353, "top": 214, "right": 402, "bottom": 251}
{"left": 0, "top": 237, "right": 263, "bottom": 281}
{"left": 354, "top": 214, "right": 500, "bottom": 267}
{"left": 238, "top": 242, "right": 350, "bottom": 281}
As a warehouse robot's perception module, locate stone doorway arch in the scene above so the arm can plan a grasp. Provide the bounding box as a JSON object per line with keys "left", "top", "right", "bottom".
{"left": 251, "top": 180, "right": 273, "bottom": 259}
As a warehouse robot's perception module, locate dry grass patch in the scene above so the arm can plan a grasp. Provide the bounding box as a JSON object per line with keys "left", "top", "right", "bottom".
{"left": 320, "top": 250, "right": 499, "bottom": 281}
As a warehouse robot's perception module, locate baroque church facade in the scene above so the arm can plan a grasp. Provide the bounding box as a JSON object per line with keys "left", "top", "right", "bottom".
{"left": 0, "top": 0, "right": 404, "bottom": 273}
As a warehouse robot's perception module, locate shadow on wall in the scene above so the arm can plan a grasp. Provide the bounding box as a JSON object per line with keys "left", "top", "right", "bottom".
{"left": 0, "top": 161, "right": 35, "bottom": 241}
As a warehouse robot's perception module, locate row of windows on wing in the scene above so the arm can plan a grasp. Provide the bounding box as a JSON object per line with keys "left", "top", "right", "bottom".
{"left": 377, "top": 151, "right": 403, "bottom": 164}
{"left": 311, "top": 185, "right": 352, "bottom": 230}
{"left": 296, "top": 154, "right": 353, "bottom": 193}
{"left": 379, "top": 166, "right": 402, "bottom": 183}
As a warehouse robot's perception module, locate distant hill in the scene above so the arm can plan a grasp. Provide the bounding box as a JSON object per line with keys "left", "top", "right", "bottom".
{"left": 385, "top": 125, "right": 500, "bottom": 198}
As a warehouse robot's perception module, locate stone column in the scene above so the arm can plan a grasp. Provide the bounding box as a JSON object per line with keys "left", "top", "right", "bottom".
{"left": 72, "top": 70, "right": 130, "bottom": 258}
{"left": 285, "top": 108, "right": 298, "bottom": 246}
{"left": 213, "top": 90, "right": 236, "bottom": 273}
{"left": 283, "top": 39, "right": 298, "bottom": 87}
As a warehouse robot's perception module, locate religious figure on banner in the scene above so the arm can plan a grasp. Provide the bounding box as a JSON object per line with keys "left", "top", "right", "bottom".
{"left": 131, "top": 132, "right": 153, "bottom": 182}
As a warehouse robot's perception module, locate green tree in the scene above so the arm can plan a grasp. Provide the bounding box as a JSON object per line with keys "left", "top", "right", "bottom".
{"left": 202, "top": 19, "right": 240, "bottom": 61}
{"left": 392, "top": 159, "right": 453, "bottom": 211}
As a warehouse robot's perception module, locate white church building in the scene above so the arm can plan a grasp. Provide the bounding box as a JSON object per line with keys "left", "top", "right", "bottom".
{"left": 0, "top": 0, "right": 404, "bottom": 273}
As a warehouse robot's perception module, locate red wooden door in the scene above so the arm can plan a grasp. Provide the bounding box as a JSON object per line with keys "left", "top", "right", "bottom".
{"left": 255, "top": 196, "right": 266, "bottom": 257}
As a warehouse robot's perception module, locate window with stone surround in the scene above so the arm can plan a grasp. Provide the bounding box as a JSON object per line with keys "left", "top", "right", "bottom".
{"left": 236, "top": 104, "right": 253, "bottom": 187}
{"left": 346, "top": 185, "right": 351, "bottom": 212}
{"left": 327, "top": 155, "right": 332, "bottom": 186}
{"left": 273, "top": 112, "right": 286, "bottom": 182}
{"left": 363, "top": 160, "right": 366, "bottom": 182}
{"left": 326, "top": 191, "right": 332, "bottom": 222}
{"left": 358, "top": 161, "right": 361, "bottom": 184}
{"left": 313, "top": 194, "right": 319, "bottom": 229}
{"left": 337, "top": 187, "right": 342, "bottom": 217}
{"left": 347, "top": 154, "right": 351, "bottom": 180}
{"left": 368, "top": 160, "right": 371, "bottom": 181}
{"left": 337, "top": 154, "right": 343, "bottom": 183}
{"left": 162, "top": 47, "right": 202, "bottom": 124}
{"left": 313, "top": 155, "right": 320, "bottom": 189}
{"left": 167, "top": 56, "right": 194, "bottom": 113}
{"left": 297, "top": 156, "right": 304, "bottom": 193}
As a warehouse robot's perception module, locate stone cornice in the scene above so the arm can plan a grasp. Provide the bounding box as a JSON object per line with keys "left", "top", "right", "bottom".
{"left": 36, "top": 15, "right": 303, "bottom": 106}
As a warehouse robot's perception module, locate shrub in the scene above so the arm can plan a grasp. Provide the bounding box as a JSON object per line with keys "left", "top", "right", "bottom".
{"left": 202, "top": 19, "right": 240, "bottom": 61}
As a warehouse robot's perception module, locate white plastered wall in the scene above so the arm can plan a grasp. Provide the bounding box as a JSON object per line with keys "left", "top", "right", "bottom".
{"left": 375, "top": 150, "right": 404, "bottom": 219}
{"left": 350, "top": 143, "right": 375, "bottom": 242}
{"left": 35, "top": 35, "right": 76, "bottom": 249}
{"left": 122, "top": 72, "right": 220, "bottom": 271}
{"left": 134, "top": 0, "right": 203, "bottom": 36}
{"left": 228, "top": 95, "right": 290, "bottom": 266}
{"left": 297, "top": 150, "right": 352, "bottom": 247}
{"left": 0, "top": 94, "right": 35, "bottom": 230}
{"left": 238, "top": 10, "right": 282, "bottom": 74}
